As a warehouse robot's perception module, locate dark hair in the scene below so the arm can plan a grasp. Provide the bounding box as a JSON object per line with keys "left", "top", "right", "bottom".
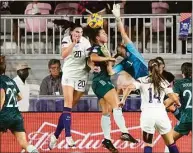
{"left": 85, "top": 27, "right": 103, "bottom": 44}
{"left": 69, "top": 22, "right": 82, "bottom": 32}
{"left": 181, "top": 62, "right": 192, "bottom": 78}
{"left": 156, "top": 57, "right": 165, "bottom": 67}
{"left": 0, "top": 55, "right": 6, "bottom": 75}
{"left": 48, "top": 59, "right": 61, "bottom": 68}
{"left": 148, "top": 59, "right": 166, "bottom": 95}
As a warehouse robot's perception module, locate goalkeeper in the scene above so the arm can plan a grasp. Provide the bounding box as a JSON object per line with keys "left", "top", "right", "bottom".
{"left": 111, "top": 4, "right": 148, "bottom": 79}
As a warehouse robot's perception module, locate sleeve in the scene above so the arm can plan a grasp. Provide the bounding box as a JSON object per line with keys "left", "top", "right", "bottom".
{"left": 61, "top": 36, "right": 70, "bottom": 49}
{"left": 88, "top": 45, "right": 99, "bottom": 57}
{"left": 40, "top": 78, "right": 49, "bottom": 95}
{"left": 14, "top": 83, "right": 20, "bottom": 94}
{"left": 163, "top": 81, "right": 174, "bottom": 95}
{"left": 132, "top": 79, "right": 141, "bottom": 90}
{"left": 0, "top": 81, "right": 5, "bottom": 90}
{"left": 12, "top": 80, "right": 20, "bottom": 94}
{"left": 85, "top": 39, "right": 92, "bottom": 57}
{"left": 173, "top": 80, "right": 181, "bottom": 94}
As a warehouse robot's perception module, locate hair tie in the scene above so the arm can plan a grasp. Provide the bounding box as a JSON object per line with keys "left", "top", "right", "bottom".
{"left": 151, "top": 62, "right": 157, "bottom": 66}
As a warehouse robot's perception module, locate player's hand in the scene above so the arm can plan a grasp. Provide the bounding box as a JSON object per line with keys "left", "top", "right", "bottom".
{"left": 72, "top": 33, "right": 78, "bottom": 44}
{"left": 112, "top": 4, "right": 121, "bottom": 20}
{"left": 107, "top": 57, "right": 116, "bottom": 62}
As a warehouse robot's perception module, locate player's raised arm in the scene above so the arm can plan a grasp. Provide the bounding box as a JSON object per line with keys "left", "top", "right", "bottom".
{"left": 112, "top": 4, "right": 132, "bottom": 44}
{"left": 61, "top": 34, "right": 77, "bottom": 59}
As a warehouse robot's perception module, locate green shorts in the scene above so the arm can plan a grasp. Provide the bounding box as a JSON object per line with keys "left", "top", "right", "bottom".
{"left": 0, "top": 113, "right": 25, "bottom": 133}
{"left": 92, "top": 79, "right": 114, "bottom": 99}
{"left": 174, "top": 121, "right": 192, "bottom": 135}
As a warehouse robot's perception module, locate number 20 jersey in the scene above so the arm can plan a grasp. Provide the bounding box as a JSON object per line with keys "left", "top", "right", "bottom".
{"left": 0, "top": 75, "right": 20, "bottom": 116}
{"left": 61, "top": 36, "right": 91, "bottom": 79}
{"left": 133, "top": 76, "right": 173, "bottom": 111}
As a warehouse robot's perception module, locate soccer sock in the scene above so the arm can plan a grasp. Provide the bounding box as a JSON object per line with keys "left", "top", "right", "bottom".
{"left": 54, "top": 107, "right": 72, "bottom": 139}
{"left": 113, "top": 108, "right": 128, "bottom": 133}
{"left": 144, "top": 146, "right": 152, "bottom": 153}
{"left": 164, "top": 145, "right": 170, "bottom": 153}
{"left": 26, "top": 145, "right": 39, "bottom": 153}
{"left": 101, "top": 114, "right": 111, "bottom": 140}
{"left": 168, "top": 143, "right": 179, "bottom": 153}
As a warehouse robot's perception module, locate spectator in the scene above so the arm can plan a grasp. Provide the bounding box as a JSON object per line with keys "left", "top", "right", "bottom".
{"left": 13, "top": 62, "right": 31, "bottom": 112}
{"left": 156, "top": 57, "right": 175, "bottom": 85}
{"left": 40, "top": 59, "right": 62, "bottom": 95}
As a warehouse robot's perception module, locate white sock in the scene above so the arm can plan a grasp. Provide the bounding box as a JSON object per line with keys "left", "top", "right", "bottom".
{"left": 101, "top": 114, "right": 111, "bottom": 140}
{"left": 26, "top": 145, "right": 39, "bottom": 153}
{"left": 164, "top": 145, "right": 170, "bottom": 153}
{"left": 113, "top": 108, "right": 128, "bottom": 133}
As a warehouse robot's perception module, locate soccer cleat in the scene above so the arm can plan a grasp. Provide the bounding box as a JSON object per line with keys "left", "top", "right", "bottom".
{"left": 66, "top": 136, "right": 76, "bottom": 147}
{"left": 49, "top": 134, "right": 57, "bottom": 150}
{"left": 120, "top": 133, "right": 138, "bottom": 143}
{"left": 102, "top": 139, "right": 119, "bottom": 153}
{"left": 31, "top": 149, "right": 39, "bottom": 153}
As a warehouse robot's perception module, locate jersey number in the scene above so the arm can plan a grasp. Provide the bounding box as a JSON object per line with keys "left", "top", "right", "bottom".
{"left": 78, "top": 80, "right": 86, "bottom": 88}
{"left": 6, "top": 88, "right": 18, "bottom": 107}
{"left": 183, "top": 89, "right": 192, "bottom": 109}
{"left": 148, "top": 88, "right": 161, "bottom": 103}
{"left": 74, "top": 51, "right": 82, "bottom": 58}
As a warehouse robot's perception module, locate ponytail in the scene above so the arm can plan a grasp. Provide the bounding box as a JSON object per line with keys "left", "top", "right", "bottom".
{"left": 148, "top": 59, "right": 165, "bottom": 96}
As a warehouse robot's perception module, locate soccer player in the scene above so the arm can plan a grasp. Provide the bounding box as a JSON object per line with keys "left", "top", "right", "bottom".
{"left": 88, "top": 27, "right": 138, "bottom": 153}
{"left": 121, "top": 59, "right": 181, "bottom": 153}
{"left": 49, "top": 23, "right": 91, "bottom": 149}
{"left": 0, "top": 56, "right": 39, "bottom": 153}
{"left": 111, "top": 4, "right": 148, "bottom": 79}
{"left": 164, "top": 62, "right": 192, "bottom": 153}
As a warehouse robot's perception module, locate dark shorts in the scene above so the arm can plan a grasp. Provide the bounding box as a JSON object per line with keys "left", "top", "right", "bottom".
{"left": 0, "top": 113, "right": 25, "bottom": 133}
{"left": 174, "top": 121, "right": 192, "bottom": 135}
{"left": 92, "top": 79, "right": 114, "bottom": 100}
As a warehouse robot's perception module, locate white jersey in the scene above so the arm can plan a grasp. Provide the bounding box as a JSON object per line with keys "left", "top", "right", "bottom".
{"left": 61, "top": 36, "right": 91, "bottom": 79}
{"left": 133, "top": 76, "right": 173, "bottom": 111}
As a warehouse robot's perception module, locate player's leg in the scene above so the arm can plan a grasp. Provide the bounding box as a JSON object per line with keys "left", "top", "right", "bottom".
{"left": 103, "top": 88, "right": 138, "bottom": 143}
{"left": 142, "top": 131, "right": 154, "bottom": 153}
{"left": 140, "top": 114, "right": 155, "bottom": 153}
{"left": 72, "top": 90, "right": 84, "bottom": 107}
{"left": 100, "top": 99, "right": 112, "bottom": 141}
{"left": 100, "top": 99, "right": 119, "bottom": 152}
{"left": 162, "top": 131, "right": 179, "bottom": 153}
{"left": 158, "top": 115, "right": 179, "bottom": 153}
{"left": 13, "top": 131, "right": 39, "bottom": 153}
{"left": 49, "top": 79, "right": 75, "bottom": 149}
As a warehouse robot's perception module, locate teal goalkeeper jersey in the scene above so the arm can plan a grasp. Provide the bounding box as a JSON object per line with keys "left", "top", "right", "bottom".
{"left": 173, "top": 78, "right": 192, "bottom": 123}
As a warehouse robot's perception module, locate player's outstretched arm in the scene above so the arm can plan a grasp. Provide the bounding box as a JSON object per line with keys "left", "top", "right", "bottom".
{"left": 90, "top": 53, "right": 116, "bottom": 62}
{"left": 119, "top": 84, "right": 136, "bottom": 107}
{"left": 112, "top": 4, "right": 132, "bottom": 45}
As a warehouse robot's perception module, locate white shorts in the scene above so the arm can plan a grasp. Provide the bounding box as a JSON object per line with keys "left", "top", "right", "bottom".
{"left": 61, "top": 77, "right": 87, "bottom": 92}
{"left": 140, "top": 110, "right": 172, "bottom": 135}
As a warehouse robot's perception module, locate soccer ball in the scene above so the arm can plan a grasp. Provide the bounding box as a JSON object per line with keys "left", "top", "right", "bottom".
{"left": 87, "top": 13, "right": 103, "bottom": 28}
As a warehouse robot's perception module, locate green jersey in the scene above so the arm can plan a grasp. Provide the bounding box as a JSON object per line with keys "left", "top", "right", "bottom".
{"left": 173, "top": 78, "right": 192, "bottom": 123}
{"left": 89, "top": 44, "right": 110, "bottom": 81}
{"left": 0, "top": 75, "right": 20, "bottom": 117}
